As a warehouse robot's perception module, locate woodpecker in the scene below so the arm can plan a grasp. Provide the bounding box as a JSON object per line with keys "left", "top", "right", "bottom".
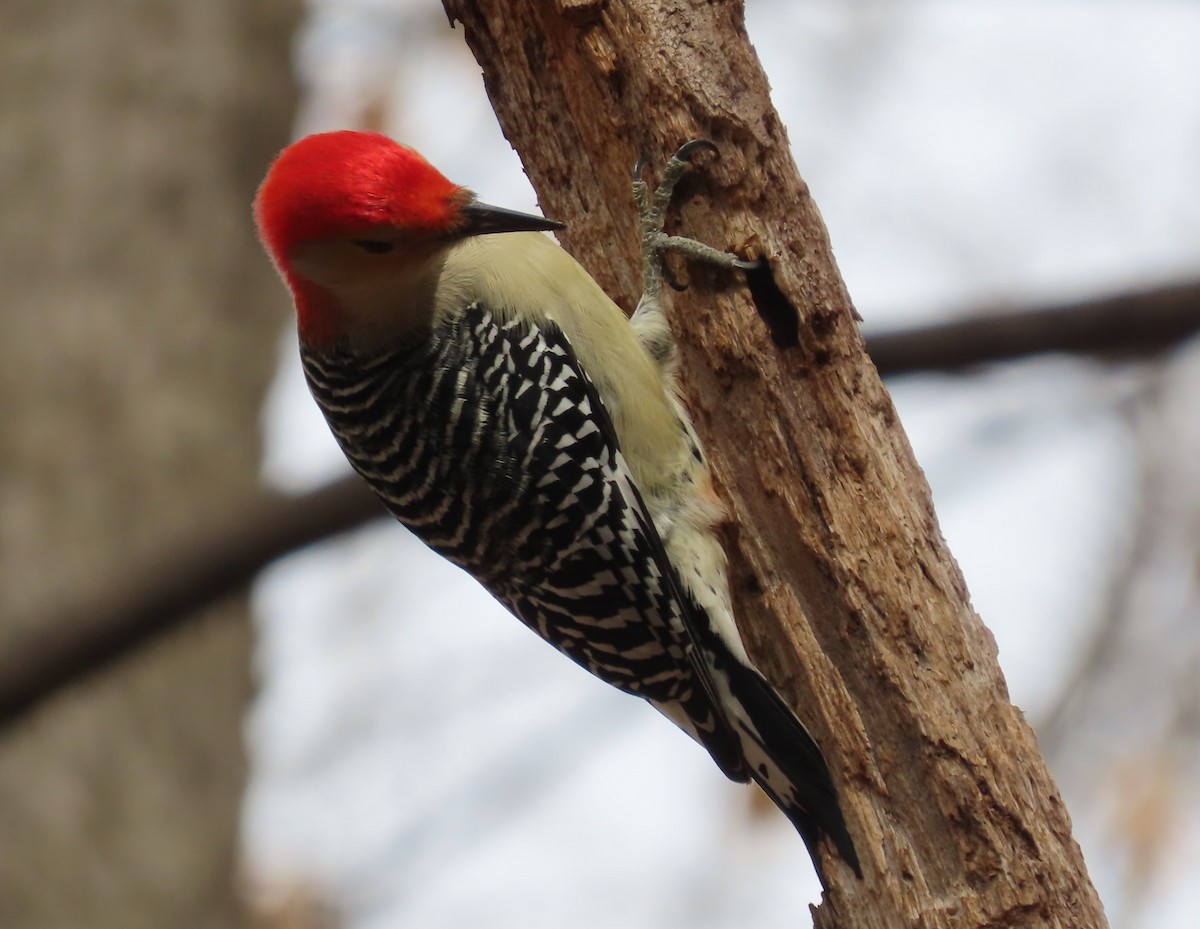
{"left": 255, "top": 130, "right": 859, "bottom": 881}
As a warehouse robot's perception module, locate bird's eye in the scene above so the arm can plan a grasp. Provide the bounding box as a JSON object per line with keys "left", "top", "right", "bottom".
{"left": 351, "top": 239, "right": 395, "bottom": 254}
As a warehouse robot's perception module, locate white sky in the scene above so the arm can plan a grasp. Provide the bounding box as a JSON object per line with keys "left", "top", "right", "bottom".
{"left": 246, "top": 3, "right": 1200, "bottom": 927}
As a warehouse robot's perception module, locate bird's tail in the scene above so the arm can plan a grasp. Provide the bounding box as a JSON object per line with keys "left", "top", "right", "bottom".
{"left": 723, "top": 658, "right": 862, "bottom": 881}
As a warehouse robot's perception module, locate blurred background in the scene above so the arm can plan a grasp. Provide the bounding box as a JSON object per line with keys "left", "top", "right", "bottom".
{"left": 2, "top": 1, "right": 1198, "bottom": 927}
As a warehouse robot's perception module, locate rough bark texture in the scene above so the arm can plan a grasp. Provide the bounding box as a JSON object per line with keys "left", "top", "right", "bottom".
{"left": 441, "top": 2, "right": 1109, "bottom": 927}
{"left": 0, "top": 0, "right": 298, "bottom": 925}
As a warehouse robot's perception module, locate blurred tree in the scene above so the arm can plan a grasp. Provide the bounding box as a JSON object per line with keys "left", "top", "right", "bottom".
{"left": 0, "top": 1, "right": 299, "bottom": 926}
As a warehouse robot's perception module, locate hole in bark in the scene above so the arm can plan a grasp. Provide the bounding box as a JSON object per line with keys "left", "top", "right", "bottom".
{"left": 743, "top": 259, "right": 800, "bottom": 348}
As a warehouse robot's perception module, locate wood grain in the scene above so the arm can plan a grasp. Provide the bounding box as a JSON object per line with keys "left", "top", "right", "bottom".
{"left": 443, "top": 2, "right": 1106, "bottom": 925}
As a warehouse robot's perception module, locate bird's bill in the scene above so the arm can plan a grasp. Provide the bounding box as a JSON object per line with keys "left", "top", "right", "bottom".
{"left": 458, "top": 200, "right": 565, "bottom": 237}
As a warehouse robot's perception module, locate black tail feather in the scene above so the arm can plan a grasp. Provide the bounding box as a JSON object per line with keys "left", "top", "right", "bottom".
{"left": 725, "top": 658, "right": 862, "bottom": 880}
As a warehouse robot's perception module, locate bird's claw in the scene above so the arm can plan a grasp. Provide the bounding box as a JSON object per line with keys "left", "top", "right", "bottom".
{"left": 632, "top": 139, "right": 759, "bottom": 298}
{"left": 673, "top": 138, "right": 719, "bottom": 164}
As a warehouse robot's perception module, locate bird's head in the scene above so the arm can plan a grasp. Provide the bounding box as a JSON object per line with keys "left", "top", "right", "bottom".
{"left": 254, "top": 131, "right": 563, "bottom": 349}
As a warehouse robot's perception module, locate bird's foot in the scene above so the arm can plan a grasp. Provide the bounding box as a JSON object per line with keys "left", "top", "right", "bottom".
{"left": 632, "top": 139, "right": 760, "bottom": 299}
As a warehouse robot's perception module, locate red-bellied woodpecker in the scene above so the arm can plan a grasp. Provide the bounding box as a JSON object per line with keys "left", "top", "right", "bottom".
{"left": 255, "top": 130, "right": 859, "bottom": 881}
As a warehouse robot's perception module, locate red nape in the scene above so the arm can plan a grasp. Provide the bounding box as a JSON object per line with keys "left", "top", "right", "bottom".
{"left": 253, "top": 131, "right": 464, "bottom": 264}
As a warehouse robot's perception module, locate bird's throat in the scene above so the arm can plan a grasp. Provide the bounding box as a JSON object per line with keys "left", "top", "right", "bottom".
{"left": 292, "top": 279, "right": 345, "bottom": 352}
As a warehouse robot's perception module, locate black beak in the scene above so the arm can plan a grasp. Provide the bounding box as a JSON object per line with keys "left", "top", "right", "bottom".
{"left": 458, "top": 200, "right": 565, "bottom": 237}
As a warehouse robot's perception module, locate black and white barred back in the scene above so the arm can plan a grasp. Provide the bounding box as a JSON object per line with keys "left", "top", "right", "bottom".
{"left": 302, "top": 305, "right": 735, "bottom": 732}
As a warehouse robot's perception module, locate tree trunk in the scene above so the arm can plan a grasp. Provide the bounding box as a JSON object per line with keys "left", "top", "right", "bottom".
{"left": 441, "top": 2, "right": 1108, "bottom": 927}
{"left": 0, "top": 0, "right": 298, "bottom": 926}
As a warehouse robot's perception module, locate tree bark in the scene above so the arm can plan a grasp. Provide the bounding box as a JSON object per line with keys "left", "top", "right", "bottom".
{"left": 441, "top": 2, "right": 1109, "bottom": 927}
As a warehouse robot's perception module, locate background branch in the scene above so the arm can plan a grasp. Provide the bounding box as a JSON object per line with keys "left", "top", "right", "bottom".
{"left": 868, "top": 280, "right": 1200, "bottom": 376}
{"left": 4, "top": 281, "right": 1196, "bottom": 740}
{"left": 0, "top": 479, "right": 383, "bottom": 731}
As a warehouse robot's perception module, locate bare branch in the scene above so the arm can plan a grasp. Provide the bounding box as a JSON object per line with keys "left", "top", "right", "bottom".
{"left": 0, "top": 477, "right": 384, "bottom": 732}
{"left": 868, "top": 280, "right": 1200, "bottom": 377}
